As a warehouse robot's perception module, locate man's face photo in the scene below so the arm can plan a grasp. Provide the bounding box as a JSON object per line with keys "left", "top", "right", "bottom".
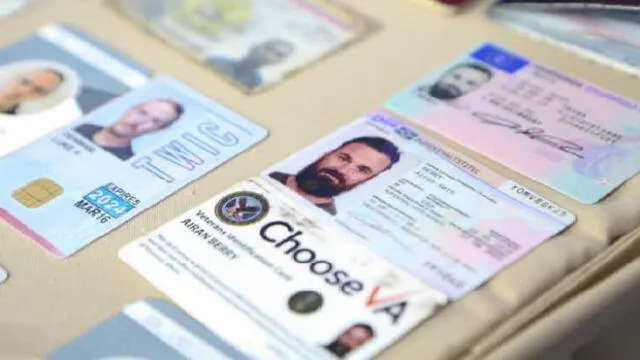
{"left": 110, "top": 99, "right": 181, "bottom": 139}
{"left": 74, "top": 98, "right": 184, "bottom": 161}
{"left": 337, "top": 325, "right": 373, "bottom": 350}
{"left": 0, "top": 68, "right": 63, "bottom": 107}
{"left": 296, "top": 140, "right": 395, "bottom": 198}
{"left": 325, "top": 324, "right": 374, "bottom": 358}
{"left": 429, "top": 64, "right": 492, "bottom": 101}
{"left": 247, "top": 40, "right": 294, "bottom": 67}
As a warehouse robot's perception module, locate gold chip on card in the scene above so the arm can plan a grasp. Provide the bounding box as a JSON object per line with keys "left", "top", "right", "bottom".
{"left": 12, "top": 178, "right": 63, "bottom": 208}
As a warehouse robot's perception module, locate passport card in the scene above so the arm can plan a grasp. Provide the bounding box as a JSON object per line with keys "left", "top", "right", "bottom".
{"left": 120, "top": 178, "right": 447, "bottom": 360}
{"left": 0, "top": 76, "right": 267, "bottom": 257}
{"left": 263, "top": 112, "right": 574, "bottom": 299}
{"left": 0, "top": 24, "right": 150, "bottom": 158}
{"left": 387, "top": 43, "right": 640, "bottom": 204}
{"left": 111, "top": 0, "right": 372, "bottom": 93}
{"left": 46, "top": 299, "right": 250, "bottom": 360}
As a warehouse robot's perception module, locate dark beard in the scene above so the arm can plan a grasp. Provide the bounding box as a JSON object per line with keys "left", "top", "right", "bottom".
{"left": 429, "top": 83, "right": 462, "bottom": 101}
{"left": 324, "top": 340, "right": 351, "bottom": 358}
{"left": 295, "top": 162, "right": 347, "bottom": 198}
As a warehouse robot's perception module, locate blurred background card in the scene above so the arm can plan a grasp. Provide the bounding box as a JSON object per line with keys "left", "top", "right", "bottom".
{"left": 489, "top": 1, "right": 640, "bottom": 76}
{"left": 45, "top": 299, "right": 249, "bottom": 360}
{"left": 0, "top": 0, "right": 39, "bottom": 19}
{"left": 111, "top": 0, "right": 373, "bottom": 93}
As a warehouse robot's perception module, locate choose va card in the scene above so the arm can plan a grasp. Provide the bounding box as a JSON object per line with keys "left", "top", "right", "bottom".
{"left": 0, "top": 24, "right": 150, "bottom": 158}
{"left": 263, "top": 112, "right": 574, "bottom": 299}
{"left": 387, "top": 43, "right": 640, "bottom": 204}
{"left": 120, "top": 178, "right": 447, "bottom": 360}
{"left": 112, "top": 0, "right": 372, "bottom": 93}
{"left": 46, "top": 299, "right": 250, "bottom": 360}
{"left": 0, "top": 76, "right": 267, "bottom": 257}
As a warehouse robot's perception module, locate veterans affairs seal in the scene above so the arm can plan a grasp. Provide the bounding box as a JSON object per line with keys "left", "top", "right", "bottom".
{"left": 215, "top": 191, "right": 269, "bottom": 225}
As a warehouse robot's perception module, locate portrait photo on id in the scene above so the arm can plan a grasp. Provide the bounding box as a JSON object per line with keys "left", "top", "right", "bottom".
{"left": 208, "top": 38, "right": 295, "bottom": 90}
{"left": 265, "top": 121, "right": 423, "bottom": 216}
{"left": 75, "top": 98, "right": 185, "bottom": 161}
{"left": 417, "top": 62, "right": 493, "bottom": 102}
{"left": 0, "top": 60, "right": 79, "bottom": 116}
{"left": 323, "top": 323, "right": 375, "bottom": 359}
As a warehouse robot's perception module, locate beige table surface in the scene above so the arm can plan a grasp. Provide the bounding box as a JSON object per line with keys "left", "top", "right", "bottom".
{"left": 1, "top": 0, "right": 640, "bottom": 359}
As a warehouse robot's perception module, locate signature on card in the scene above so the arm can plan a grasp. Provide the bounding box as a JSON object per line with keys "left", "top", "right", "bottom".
{"left": 472, "top": 112, "right": 584, "bottom": 159}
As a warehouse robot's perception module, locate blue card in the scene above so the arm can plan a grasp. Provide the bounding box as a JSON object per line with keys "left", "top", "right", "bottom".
{"left": 0, "top": 76, "right": 267, "bottom": 257}
{"left": 45, "top": 299, "right": 250, "bottom": 360}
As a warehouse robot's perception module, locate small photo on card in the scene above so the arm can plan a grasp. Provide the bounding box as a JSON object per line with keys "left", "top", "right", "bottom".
{"left": 0, "top": 76, "right": 267, "bottom": 258}
{"left": 45, "top": 299, "right": 250, "bottom": 360}
{"left": 110, "top": 0, "right": 373, "bottom": 93}
{"left": 0, "top": 24, "right": 150, "bottom": 158}
{"left": 387, "top": 43, "right": 640, "bottom": 204}
{"left": 120, "top": 178, "right": 447, "bottom": 360}
{"left": 263, "top": 112, "right": 574, "bottom": 299}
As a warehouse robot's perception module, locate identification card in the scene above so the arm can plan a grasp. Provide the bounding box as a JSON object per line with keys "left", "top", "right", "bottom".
{"left": 120, "top": 178, "right": 447, "bottom": 360}
{"left": 0, "top": 76, "right": 267, "bottom": 257}
{"left": 262, "top": 111, "right": 574, "bottom": 299}
{"left": 111, "top": 0, "right": 372, "bottom": 93}
{"left": 0, "top": 24, "right": 150, "bottom": 158}
{"left": 45, "top": 299, "right": 250, "bottom": 360}
{"left": 387, "top": 43, "right": 640, "bottom": 204}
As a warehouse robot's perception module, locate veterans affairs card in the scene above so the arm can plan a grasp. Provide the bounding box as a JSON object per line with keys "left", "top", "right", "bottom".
{"left": 46, "top": 299, "right": 249, "bottom": 360}
{"left": 112, "top": 0, "right": 371, "bottom": 93}
{"left": 387, "top": 43, "right": 640, "bottom": 204}
{"left": 120, "top": 178, "right": 447, "bottom": 360}
{"left": 0, "top": 76, "right": 267, "bottom": 257}
{"left": 263, "top": 112, "right": 574, "bottom": 299}
{"left": 0, "top": 24, "right": 150, "bottom": 158}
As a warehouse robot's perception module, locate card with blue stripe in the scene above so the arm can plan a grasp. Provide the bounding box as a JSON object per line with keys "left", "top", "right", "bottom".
{"left": 0, "top": 76, "right": 267, "bottom": 257}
